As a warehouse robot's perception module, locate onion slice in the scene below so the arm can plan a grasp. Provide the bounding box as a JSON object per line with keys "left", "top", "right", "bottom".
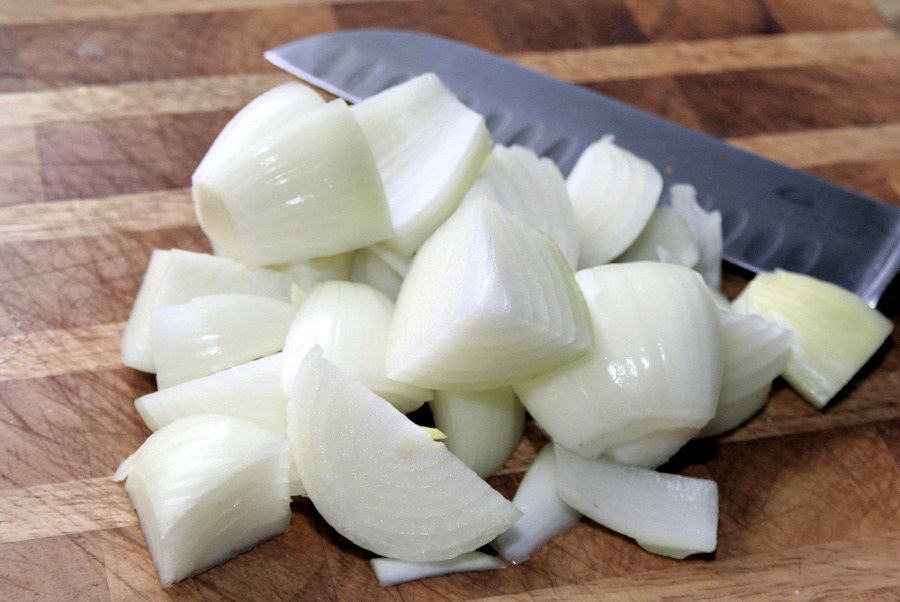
{"left": 286, "top": 347, "right": 522, "bottom": 561}
{"left": 491, "top": 443, "right": 581, "bottom": 564}
{"left": 369, "top": 552, "right": 505, "bottom": 587}
{"left": 554, "top": 446, "right": 718, "bottom": 559}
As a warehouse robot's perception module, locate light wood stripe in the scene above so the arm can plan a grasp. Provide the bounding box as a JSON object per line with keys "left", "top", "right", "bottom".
{"left": 473, "top": 533, "right": 900, "bottom": 601}
{"left": 0, "top": 323, "right": 125, "bottom": 383}
{"left": 727, "top": 123, "right": 900, "bottom": 169}
{"left": 0, "top": 477, "right": 136, "bottom": 544}
{"left": 2, "top": 30, "right": 898, "bottom": 129}
{"left": 0, "top": 0, "right": 406, "bottom": 27}
{"left": 0, "top": 189, "right": 195, "bottom": 244}
{"left": 0, "top": 124, "right": 894, "bottom": 248}
{"left": 511, "top": 29, "right": 900, "bottom": 82}
{"left": 0, "top": 127, "right": 43, "bottom": 205}
{"left": 0, "top": 73, "right": 294, "bottom": 129}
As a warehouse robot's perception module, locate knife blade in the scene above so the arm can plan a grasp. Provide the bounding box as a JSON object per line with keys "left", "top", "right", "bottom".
{"left": 265, "top": 29, "right": 900, "bottom": 307}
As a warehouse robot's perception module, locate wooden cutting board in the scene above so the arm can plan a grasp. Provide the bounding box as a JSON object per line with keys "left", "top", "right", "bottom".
{"left": 1, "top": 1, "right": 899, "bottom": 599}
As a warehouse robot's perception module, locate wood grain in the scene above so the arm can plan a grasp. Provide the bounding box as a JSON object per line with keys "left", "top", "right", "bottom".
{"left": 0, "top": 0, "right": 898, "bottom": 599}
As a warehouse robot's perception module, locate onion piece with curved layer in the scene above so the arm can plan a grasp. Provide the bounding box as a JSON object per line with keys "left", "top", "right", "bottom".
{"left": 733, "top": 269, "right": 892, "bottom": 408}
{"left": 386, "top": 195, "right": 594, "bottom": 390}
{"left": 287, "top": 347, "right": 522, "bottom": 562}
{"left": 194, "top": 98, "right": 394, "bottom": 267}
{"left": 193, "top": 81, "right": 325, "bottom": 183}
{"left": 149, "top": 293, "right": 296, "bottom": 389}
{"left": 566, "top": 136, "right": 663, "bottom": 269}
{"left": 114, "top": 415, "right": 291, "bottom": 587}
{"left": 281, "top": 280, "right": 431, "bottom": 413}
{"left": 121, "top": 249, "right": 296, "bottom": 373}
{"left": 555, "top": 446, "right": 718, "bottom": 559}
{"left": 467, "top": 143, "right": 579, "bottom": 269}
{"left": 350, "top": 73, "right": 491, "bottom": 256}
{"left": 429, "top": 387, "right": 525, "bottom": 479}
{"left": 514, "top": 262, "right": 722, "bottom": 458}
{"left": 491, "top": 443, "right": 581, "bottom": 565}
{"left": 369, "top": 552, "right": 505, "bottom": 587}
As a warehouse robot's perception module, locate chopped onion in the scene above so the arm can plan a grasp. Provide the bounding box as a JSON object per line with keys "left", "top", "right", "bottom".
{"left": 266, "top": 251, "right": 355, "bottom": 292}
{"left": 121, "top": 249, "right": 295, "bottom": 373}
{"left": 149, "top": 293, "right": 295, "bottom": 389}
{"left": 134, "top": 354, "right": 306, "bottom": 496}
{"left": 733, "top": 269, "right": 892, "bottom": 408}
{"left": 114, "top": 415, "right": 291, "bottom": 587}
{"left": 699, "top": 384, "right": 772, "bottom": 439}
{"left": 515, "top": 262, "right": 722, "bottom": 458}
{"left": 604, "top": 427, "right": 698, "bottom": 469}
{"left": 386, "top": 195, "right": 594, "bottom": 390}
{"left": 491, "top": 443, "right": 581, "bottom": 565}
{"left": 369, "top": 552, "right": 505, "bottom": 587}
{"left": 615, "top": 205, "right": 699, "bottom": 268}
{"left": 554, "top": 446, "right": 718, "bottom": 559}
{"left": 668, "top": 183, "right": 723, "bottom": 291}
{"left": 286, "top": 347, "right": 522, "bottom": 561}
{"left": 429, "top": 387, "right": 525, "bottom": 479}
{"left": 350, "top": 247, "right": 404, "bottom": 301}
{"left": 350, "top": 73, "right": 491, "bottom": 255}
{"left": 695, "top": 307, "right": 793, "bottom": 437}
{"left": 467, "top": 143, "right": 579, "bottom": 269}
{"left": 136, "top": 353, "right": 285, "bottom": 434}
{"left": 281, "top": 280, "right": 431, "bottom": 413}
{"left": 194, "top": 98, "right": 394, "bottom": 266}
{"left": 193, "top": 81, "right": 325, "bottom": 183}
{"left": 566, "top": 136, "right": 663, "bottom": 269}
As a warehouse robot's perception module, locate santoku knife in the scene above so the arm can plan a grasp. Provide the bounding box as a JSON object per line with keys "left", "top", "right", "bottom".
{"left": 265, "top": 29, "right": 900, "bottom": 307}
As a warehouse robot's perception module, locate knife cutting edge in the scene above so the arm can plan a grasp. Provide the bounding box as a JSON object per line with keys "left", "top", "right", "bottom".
{"left": 265, "top": 29, "right": 900, "bottom": 307}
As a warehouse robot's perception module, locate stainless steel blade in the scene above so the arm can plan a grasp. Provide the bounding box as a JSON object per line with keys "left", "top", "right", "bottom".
{"left": 265, "top": 29, "right": 900, "bottom": 306}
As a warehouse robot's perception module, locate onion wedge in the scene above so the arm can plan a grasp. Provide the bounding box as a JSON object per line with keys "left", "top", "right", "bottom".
{"left": 194, "top": 98, "right": 394, "bottom": 266}
{"left": 281, "top": 280, "right": 431, "bottom": 413}
{"left": 350, "top": 73, "right": 491, "bottom": 255}
{"left": 286, "top": 347, "right": 522, "bottom": 561}
{"left": 121, "top": 249, "right": 295, "bottom": 373}
{"left": 386, "top": 195, "right": 594, "bottom": 390}
{"left": 566, "top": 137, "right": 663, "bottom": 269}
{"left": 429, "top": 387, "right": 525, "bottom": 478}
{"left": 114, "top": 415, "right": 291, "bottom": 587}
{"left": 467, "top": 144, "right": 579, "bottom": 269}
{"left": 515, "top": 262, "right": 722, "bottom": 458}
